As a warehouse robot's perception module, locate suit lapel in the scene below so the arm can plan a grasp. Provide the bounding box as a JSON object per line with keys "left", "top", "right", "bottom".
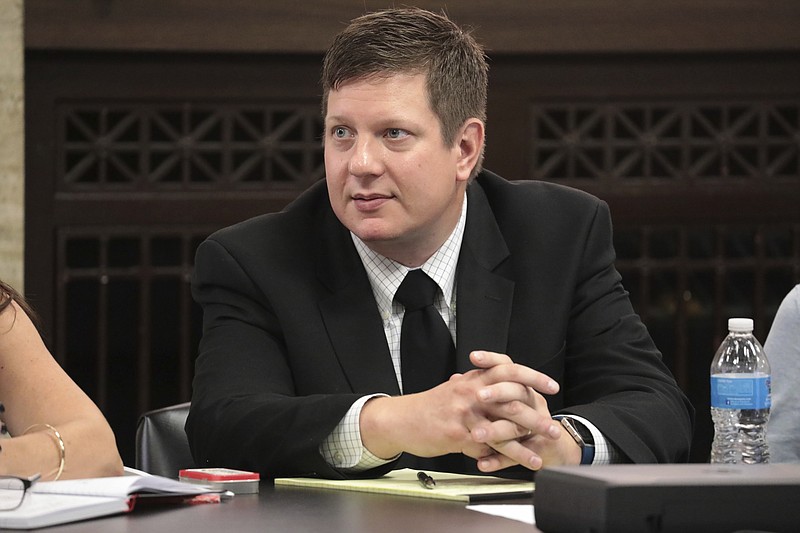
{"left": 455, "top": 182, "right": 515, "bottom": 372}
{"left": 312, "top": 180, "right": 515, "bottom": 390}
{"left": 315, "top": 208, "right": 401, "bottom": 396}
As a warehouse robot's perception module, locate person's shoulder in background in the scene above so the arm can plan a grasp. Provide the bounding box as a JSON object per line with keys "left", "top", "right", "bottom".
{"left": 765, "top": 283, "right": 800, "bottom": 463}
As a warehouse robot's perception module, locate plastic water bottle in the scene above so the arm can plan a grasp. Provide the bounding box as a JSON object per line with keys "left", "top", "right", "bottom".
{"left": 710, "top": 318, "right": 771, "bottom": 464}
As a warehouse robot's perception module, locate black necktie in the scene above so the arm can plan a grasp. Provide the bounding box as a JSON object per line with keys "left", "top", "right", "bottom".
{"left": 395, "top": 269, "right": 456, "bottom": 394}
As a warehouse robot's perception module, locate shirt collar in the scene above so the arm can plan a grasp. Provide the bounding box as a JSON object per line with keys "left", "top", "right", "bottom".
{"left": 352, "top": 194, "right": 467, "bottom": 318}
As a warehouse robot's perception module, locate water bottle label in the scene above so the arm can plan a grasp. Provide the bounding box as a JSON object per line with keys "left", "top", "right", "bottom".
{"left": 710, "top": 374, "right": 771, "bottom": 409}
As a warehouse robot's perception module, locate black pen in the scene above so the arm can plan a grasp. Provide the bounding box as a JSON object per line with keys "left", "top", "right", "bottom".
{"left": 417, "top": 471, "right": 436, "bottom": 490}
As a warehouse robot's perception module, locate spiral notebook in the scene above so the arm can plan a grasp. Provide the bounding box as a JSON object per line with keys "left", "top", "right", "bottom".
{"left": 0, "top": 474, "right": 226, "bottom": 530}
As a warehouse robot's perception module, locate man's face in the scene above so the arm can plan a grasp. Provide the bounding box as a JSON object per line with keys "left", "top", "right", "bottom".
{"left": 324, "top": 73, "right": 476, "bottom": 267}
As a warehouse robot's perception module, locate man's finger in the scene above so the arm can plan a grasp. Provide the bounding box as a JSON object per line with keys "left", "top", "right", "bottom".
{"left": 477, "top": 440, "right": 543, "bottom": 472}
{"left": 470, "top": 351, "right": 560, "bottom": 395}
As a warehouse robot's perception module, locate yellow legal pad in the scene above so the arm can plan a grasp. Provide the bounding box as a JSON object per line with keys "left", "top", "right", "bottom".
{"left": 274, "top": 468, "right": 534, "bottom": 503}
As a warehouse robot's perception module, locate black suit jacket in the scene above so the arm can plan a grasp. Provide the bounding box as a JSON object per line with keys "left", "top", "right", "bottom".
{"left": 186, "top": 170, "right": 694, "bottom": 478}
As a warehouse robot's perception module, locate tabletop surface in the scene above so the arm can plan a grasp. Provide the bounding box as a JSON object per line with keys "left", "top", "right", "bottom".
{"left": 49, "top": 481, "right": 542, "bottom": 533}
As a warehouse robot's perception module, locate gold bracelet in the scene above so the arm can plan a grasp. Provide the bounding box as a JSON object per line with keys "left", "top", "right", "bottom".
{"left": 23, "top": 423, "right": 65, "bottom": 480}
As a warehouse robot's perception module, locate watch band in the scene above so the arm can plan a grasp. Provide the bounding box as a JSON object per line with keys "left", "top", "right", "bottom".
{"left": 553, "top": 415, "right": 595, "bottom": 465}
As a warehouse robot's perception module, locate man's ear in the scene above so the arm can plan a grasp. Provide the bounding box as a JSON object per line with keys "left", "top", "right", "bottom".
{"left": 455, "top": 119, "right": 485, "bottom": 182}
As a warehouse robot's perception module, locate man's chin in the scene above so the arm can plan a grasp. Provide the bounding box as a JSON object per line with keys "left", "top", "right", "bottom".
{"left": 347, "top": 218, "right": 400, "bottom": 243}
{"left": 353, "top": 229, "right": 397, "bottom": 245}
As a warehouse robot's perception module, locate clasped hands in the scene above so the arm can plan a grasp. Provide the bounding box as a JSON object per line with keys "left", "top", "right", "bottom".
{"left": 360, "top": 350, "right": 582, "bottom": 472}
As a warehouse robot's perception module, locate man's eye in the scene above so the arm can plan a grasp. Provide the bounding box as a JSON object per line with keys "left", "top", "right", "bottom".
{"left": 332, "top": 127, "right": 349, "bottom": 138}
{"left": 386, "top": 128, "right": 408, "bottom": 139}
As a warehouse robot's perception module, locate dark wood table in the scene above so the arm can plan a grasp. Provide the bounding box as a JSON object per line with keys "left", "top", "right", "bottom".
{"left": 50, "top": 482, "right": 543, "bottom": 532}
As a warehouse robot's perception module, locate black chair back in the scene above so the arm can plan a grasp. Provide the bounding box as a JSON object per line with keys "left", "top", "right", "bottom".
{"left": 135, "top": 402, "right": 195, "bottom": 478}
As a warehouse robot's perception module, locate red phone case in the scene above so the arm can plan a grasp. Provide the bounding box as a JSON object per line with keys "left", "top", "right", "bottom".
{"left": 179, "top": 468, "right": 260, "bottom": 482}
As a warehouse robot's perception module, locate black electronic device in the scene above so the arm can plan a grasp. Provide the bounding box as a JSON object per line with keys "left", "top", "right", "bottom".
{"left": 534, "top": 463, "right": 800, "bottom": 533}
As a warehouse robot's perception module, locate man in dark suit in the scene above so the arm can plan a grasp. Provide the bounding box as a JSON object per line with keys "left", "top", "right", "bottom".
{"left": 186, "top": 7, "right": 693, "bottom": 479}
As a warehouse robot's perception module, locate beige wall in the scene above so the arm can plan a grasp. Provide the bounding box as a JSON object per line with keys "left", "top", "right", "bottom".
{"left": 0, "top": 0, "right": 24, "bottom": 291}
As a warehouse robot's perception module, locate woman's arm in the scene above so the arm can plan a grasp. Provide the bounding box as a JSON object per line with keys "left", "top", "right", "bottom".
{"left": 0, "top": 300, "right": 123, "bottom": 479}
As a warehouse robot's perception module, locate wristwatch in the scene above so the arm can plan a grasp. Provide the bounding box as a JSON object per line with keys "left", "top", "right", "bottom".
{"left": 553, "top": 415, "right": 595, "bottom": 465}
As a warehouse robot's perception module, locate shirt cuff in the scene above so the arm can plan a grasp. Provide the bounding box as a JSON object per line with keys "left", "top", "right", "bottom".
{"left": 319, "top": 394, "right": 398, "bottom": 472}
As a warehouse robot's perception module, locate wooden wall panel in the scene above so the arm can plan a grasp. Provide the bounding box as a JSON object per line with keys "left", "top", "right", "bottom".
{"left": 26, "top": 0, "right": 800, "bottom": 54}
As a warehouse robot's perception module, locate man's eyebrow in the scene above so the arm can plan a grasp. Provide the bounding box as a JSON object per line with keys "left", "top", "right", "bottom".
{"left": 324, "top": 116, "right": 355, "bottom": 128}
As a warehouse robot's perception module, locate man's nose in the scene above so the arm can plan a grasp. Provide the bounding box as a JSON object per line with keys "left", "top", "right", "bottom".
{"left": 348, "top": 137, "right": 383, "bottom": 177}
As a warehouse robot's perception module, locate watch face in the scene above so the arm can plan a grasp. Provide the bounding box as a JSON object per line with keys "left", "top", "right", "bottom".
{"left": 560, "top": 418, "right": 585, "bottom": 447}
{"left": 558, "top": 417, "right": 595, "bottom": 465}
{"left": 574, "top": 422, "right": 594, "bottom": 445}
{"left": 560, "top": 417, "right": 594, "bottom": 445}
